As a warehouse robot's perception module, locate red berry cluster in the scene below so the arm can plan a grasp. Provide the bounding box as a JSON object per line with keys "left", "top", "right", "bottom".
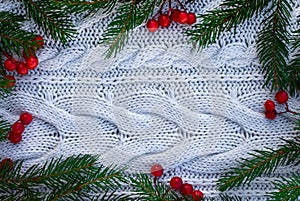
{"left": 3, "top": 35, "right": 44, "bottom": 75}
{"left": 8, "top": 112, "right": 33, "bottom": 144}
{"left": 150, "top": 164, "right": 204, "bottom": 201}
{"left": 146, "top": 0, "right": 196, "bottom": 32}
{"left": 264, "top": 90, "right": 297, "bottom": 120}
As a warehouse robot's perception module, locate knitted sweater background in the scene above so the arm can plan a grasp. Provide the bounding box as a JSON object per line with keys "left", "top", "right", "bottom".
{"left": 0, "top": 0, "right": 300, "bottom": 200}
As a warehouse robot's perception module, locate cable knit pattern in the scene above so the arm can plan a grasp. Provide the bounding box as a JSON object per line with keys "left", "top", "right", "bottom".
{"left": 0, "top": 0, "right": 299, "bottom": 200}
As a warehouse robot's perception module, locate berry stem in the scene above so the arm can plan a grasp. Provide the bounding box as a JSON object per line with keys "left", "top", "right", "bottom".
{"left": 2, "top": 51, "right": 16, "bottom": 62}
{"left": 153, "top": 177, "right": 160, "bottom": 196}
{"left": 153, "top": 0, "right": 168, "bottom": 18}
{"left": 284, "top": 102, "right": 298, "bottom": 115}
{"left": 168, "top": 0, "right": 172, "bottom": 14}
{"left": 175, "top": 0, "right": 186, "bottom": 11}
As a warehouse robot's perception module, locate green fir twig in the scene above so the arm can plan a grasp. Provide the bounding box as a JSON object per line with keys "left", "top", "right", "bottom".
{"left": 186, "top": 0, "right": 269, "bottom": 49}
{"left": 0, "top": 116, "right": 10, "bottom": 142}
{"left": 268, "top": 173, "right": 300, "bottom": 201}
{"left": 100, "top": 0, "right": 158, "bottom": 58}
{"left": 257, "top": 0, "right": 292, "bottom": 91}
{"left": 54, "top": 0, "right": 117, "bottom": 17}
{"left": 0, "top": 154, "right": 128, "bottom": 201}
{"left": 22, "top": 0, "right": 76, "bottom": 44}
{"left": 0, "top": 11, "right": 37, "bottom": 56}
{"left": 218, "top": 136, "right": 300, "bottom": 191}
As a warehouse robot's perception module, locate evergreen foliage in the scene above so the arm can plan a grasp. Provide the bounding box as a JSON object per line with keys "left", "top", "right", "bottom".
{"left": 268, "top": 173, "right": 300, "bottom": 201}
{"left": 0, "top": 116, "right": 10, "bottom": 142}
{"left": 100, "top": 0, "right": 158, "bottom": 58}
{"left": 0, "top": 154, "right": 128, "bottom": 201}
{"left": 187, "top": 0, "right": 299, "bottom": 95}
{"left": 218, "top": 136, "right": 300, "bottom": 198}
{"left": 23, "top": 0, "right": 76, "bottom": 44}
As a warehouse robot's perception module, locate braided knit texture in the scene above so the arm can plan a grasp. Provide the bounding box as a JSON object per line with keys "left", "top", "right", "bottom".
{"left": 0, "top": 0, "right": 299, "bottom": 199}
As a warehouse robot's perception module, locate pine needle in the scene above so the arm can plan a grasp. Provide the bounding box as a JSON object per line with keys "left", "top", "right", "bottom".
{"left": 100, "top": 0, "right": 157, "bottom": 58}
{"left": 218, "top": 136, "right": 300, "bottom": 191}
{"left": 22, "top": 0, "right": 76, "bottom": 44}
{"left": 268, "top": 173, "right": 300, "bottom": 201}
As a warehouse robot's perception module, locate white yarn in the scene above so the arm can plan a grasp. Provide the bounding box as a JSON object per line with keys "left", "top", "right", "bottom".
{"left": 0, "top": 0, "right": 299, "bottom": 200}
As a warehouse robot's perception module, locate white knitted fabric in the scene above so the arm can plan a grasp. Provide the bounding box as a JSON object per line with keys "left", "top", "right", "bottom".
{"left": 1, "top": 0, "right": 300, "bottom": 200}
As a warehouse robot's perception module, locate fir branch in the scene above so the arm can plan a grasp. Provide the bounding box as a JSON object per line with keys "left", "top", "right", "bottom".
{"left": 0, "top": 76, "right": 13, "bottom": 98}
{"left": 0, "top": 155, "right": 128, "bottom": 200}
{"left": 100, "top": 0, "right": 157, "bottom": 58}
{"left": 54, "top": 0, "right": 117, "bottom": 17}
{"left": 186, "top": 0, "right": 270, "bottom": 49}
{"left": 257, "top": 0, "right": 293, "bottom": 91}
{"left": 268, "top": 173, "right": 300, "bottom": 201}
{"left": 0, "top": 115, "right": 10, "bottom": 142}
{"left": 0, "top": 11, "right": 37, "bottom": 55}
{"left": 130, "top": 173, "right": 183, "bottom": 201}
{"left": 22, "top": 0, "right": 76, "bottom": 44}
{"left": 0, "top": 11, "right": 25, "bottom": 28}
{"left": 286, "top": 28, "right": 300, "bottom": 95}
{"left": 218, "top": 136, "right": 300, "bottom": 191}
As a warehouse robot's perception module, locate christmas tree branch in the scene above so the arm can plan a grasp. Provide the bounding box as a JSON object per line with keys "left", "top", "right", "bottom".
{"left": 268, "top": 173, "right": 300, "bottom": 201}
{"left": 100, "top": 0, "right": 158, "bottom": 58}
{"left": 0, "top": 11, "right": 37, "bottom": 56}
{"left": 54, "top": 0, "right": 117, "bottom": 17}
{"left": 286, "top": 28, "right": 300, "bottom": 95}
{"left": 130, "top": 173, "right": 184, "bottom": 201}
{"left": 186, "top": 0, "right": 269, "bottom": 49}
{"left": 218, "top": 136, "right": 300, "bottom": 191}
{"left": 0, "top": 155, "right": 128, "bottom": 200}
{"left": 22, "top": 0, "right": 76, "bottom": 44}
{"left": 257, "top": 0, "right": 292, "bottom": 91}
{"left": 0, "top": 115, "right": 10, "bottom": 142}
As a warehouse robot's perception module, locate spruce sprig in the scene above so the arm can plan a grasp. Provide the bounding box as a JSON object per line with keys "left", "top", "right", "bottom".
{"left": 186, "top": 0, "right": 269, "bottom": 49}
{"left": 54, "top": 0, "right": 117, "bottom": 17}
{"left": 286, "top": 28, "right": 300, "bottom": 95}
{"left": 22, "top": 0, "right": 76, "bottom": 44}
{"left": 100, "top": 0, "right": 158, "bottom": 58}
{"left": 130, "top": 173, "right": 184, "bottom": 201}
{"left": 268, "top": 173, "right": 300, "bottom": 201}
{"left": 0, "top": 11, "right": 37, "bottom": 56}
{"left": 218, "top": 136, "right": 300, "bottom": 191}
{"left": 0, "top": 154, "right": 128, "bottom": 201}
{"left": 0, "top": 115, "right": 10, "bottom": 142}
{"left": 257, "top": 0, "right": 292, "bottom": 91}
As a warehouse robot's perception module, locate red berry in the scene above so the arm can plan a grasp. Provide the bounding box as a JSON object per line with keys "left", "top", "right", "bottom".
{"left": 171, "top": 9, "right": 181, "bottom": 22}
{"left": 11, "top": 121, "right": 25, "bottom": 135}
{"left": 3, "top": 75, "right": 16, "bottom": 88}
{"left": 0, "top": 158, "right": 13, "bottom": 171}
{"left": 275, "top": 90, "right": 289, "bottom": 104}
{"left": 180, "top": 183, "right": 193, "bottom": 196}
{"left": 192, "top": 190, "right": 204, "bottom": 201}
{"left": 264, "top": 100, "right": 275, "bottom": 111}
{"left": 32, "top": 35, "right": 44, "bottom": 49}
{"left": 16, "top": 62, "right": 29, "bottom": 75}
{"left": 20, "top": 112, "right": 33, "bottom": 125}
{"left": 4, "top": 59, "right": 17, "bottom": 71}
{"left": 158, "top": 14, "right": 171, "bottom": 28}
{"left": 25, "top": 56, "right": 39, "bottom": 70}
{"left": 8, "top": 131, "right": 22, "bottom": 144}
{"left": 147, "top": 19, "right": 159, "bottom": 32}
{"left": 150, "top": 164, "right": 164, "bottom": 177}
{"left": 170, "top": 176, "right": 183, "bottom": 190}
{"left": 177, "top": 11, "right": 188, "bottom": 24}
{"left": 265, "top": 110, "right": 277, "bottom": 120}
{"left": 187, "top": 12, "right": 196, "bottom": 25}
